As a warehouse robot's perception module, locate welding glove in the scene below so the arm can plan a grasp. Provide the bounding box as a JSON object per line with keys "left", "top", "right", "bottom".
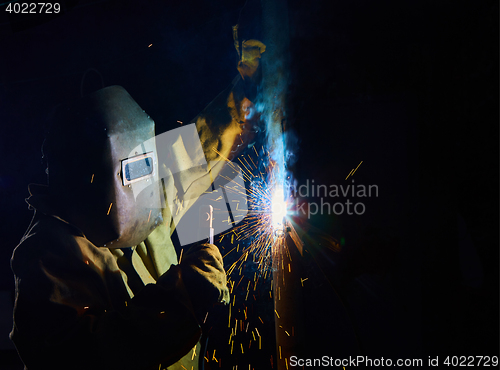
{"left": 236, "top": 39, "right": 266, "bottom": 82}
{"left": 177, "top": 243, "right": 230, "bottom": 313}
{"left": 232, "top": 0, "right": 266, "bottom": 84}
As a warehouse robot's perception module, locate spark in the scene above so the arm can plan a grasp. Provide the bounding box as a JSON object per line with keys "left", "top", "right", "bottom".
{"left": 346, "top": 160, "right": 363, "bottom": 179}
{"left": 212, "top": 144, "right": 294, "bottom": 366}
{"left": 253, "top": 146, "right": 259, "bottom": 157}
{"left": 213, "top": 146, "right": 290, "bottom": 276}
{"left": 191, "top": 344, "right": 197, "bottom": 360}
{"left": 107, "top": 203, "right": 113, "bottom": 215}
{"left": 345, "top": 168, "right": 354, "bottom": 180}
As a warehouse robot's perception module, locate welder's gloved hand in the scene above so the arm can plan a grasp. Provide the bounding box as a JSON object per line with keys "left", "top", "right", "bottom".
{"left": 237, "top": 39, "right": 266, "bottom": 82}
{"left": 179, "top": 243, "right": 230, "bottom": 312}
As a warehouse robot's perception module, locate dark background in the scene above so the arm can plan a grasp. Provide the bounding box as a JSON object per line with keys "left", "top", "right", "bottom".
{"left": 0, "top": 0, "right": 498, "bottom": 368}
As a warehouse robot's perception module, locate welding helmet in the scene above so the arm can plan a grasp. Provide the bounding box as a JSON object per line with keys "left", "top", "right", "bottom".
{"left": 45, "top": 86, "right": 163, "bottom": 248}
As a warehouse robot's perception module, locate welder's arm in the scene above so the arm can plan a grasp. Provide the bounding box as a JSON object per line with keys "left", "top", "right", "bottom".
{"left": 194, "top": 38, "right": 266, "bottom": 166}
{"left": 11, "top": 234, "right": 201, "bottom": 370}
{"left": 161, "top": 37, "right": 267, "bottom": 224}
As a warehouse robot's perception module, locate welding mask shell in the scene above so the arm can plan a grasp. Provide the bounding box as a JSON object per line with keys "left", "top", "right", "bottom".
{"left": 45, "top": 86, "right": 163, "bottom": 248}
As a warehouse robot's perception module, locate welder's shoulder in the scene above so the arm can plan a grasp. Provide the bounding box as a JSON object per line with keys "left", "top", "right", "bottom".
{"left": 11, "top": 214, "right": 89, "bottom": 277}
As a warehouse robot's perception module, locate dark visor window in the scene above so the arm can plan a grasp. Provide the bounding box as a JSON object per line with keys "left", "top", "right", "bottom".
{"left": 124, "top": 157, "right": 153, "bottom": 182}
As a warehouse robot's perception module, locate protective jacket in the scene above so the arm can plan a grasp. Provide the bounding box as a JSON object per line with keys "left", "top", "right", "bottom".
{"left": 12, "top": 189, "right": 201, "bottom": 370}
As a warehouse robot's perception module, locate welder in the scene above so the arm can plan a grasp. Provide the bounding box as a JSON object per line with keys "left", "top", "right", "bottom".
{"left": 9, "top": 0, "right": 270, "bottom": 363}
{"left": 9, "top": 85, "right": 223, "bottom": 370}
{"left": 10, "top": 35, "right": 266, "bottom": 370}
